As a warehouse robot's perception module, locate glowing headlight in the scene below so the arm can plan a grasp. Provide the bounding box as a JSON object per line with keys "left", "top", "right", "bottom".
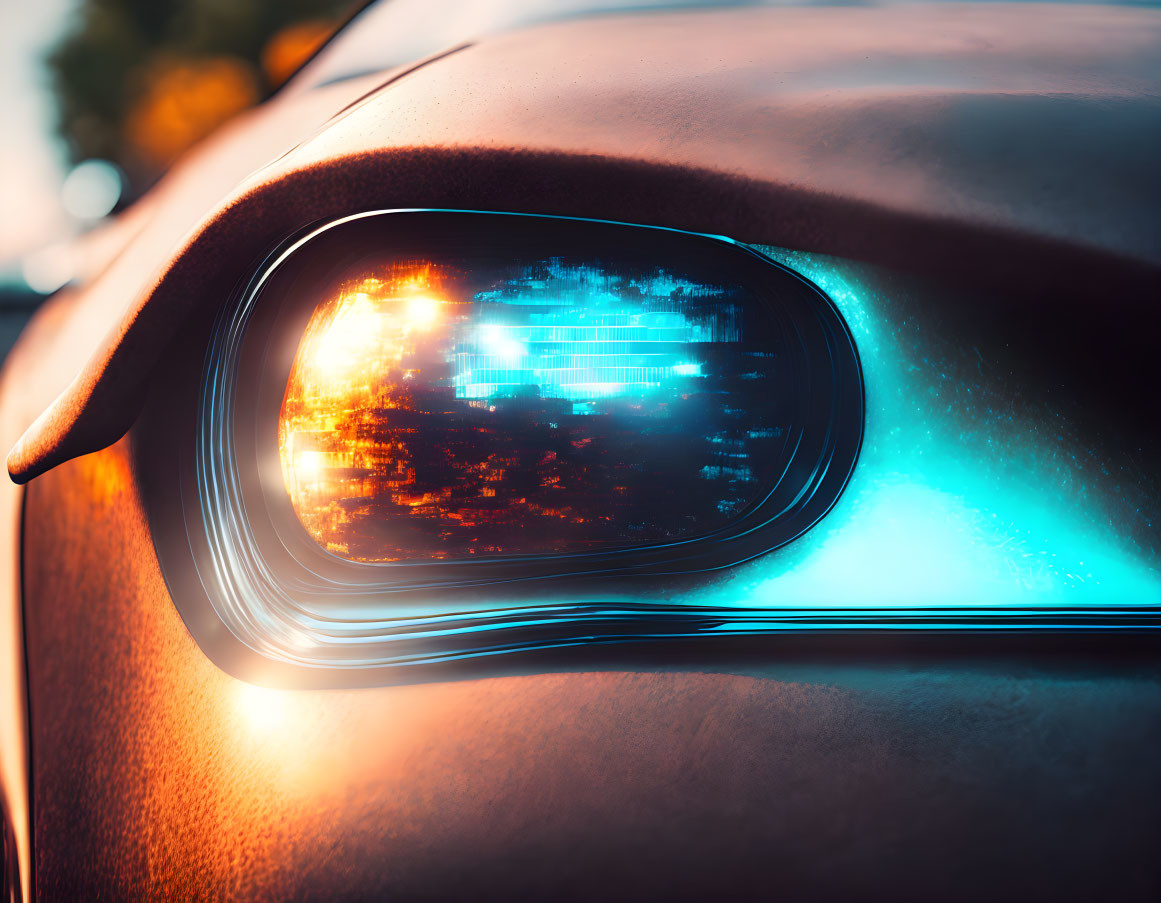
{"left": 141, "top": 208, "right": 1159, "bottom": 685}
{"left": 187, "top": 211, "right": 863, "bottom": 673}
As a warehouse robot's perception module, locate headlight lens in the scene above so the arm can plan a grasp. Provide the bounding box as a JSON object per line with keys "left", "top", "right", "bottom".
{"left": 280, "top": 256, "right": 814, "bottom": 561}
{"left": 144, "top": 208, "right": 1159, "bottom": 685}
{"left": 190, "top": 211, "right": 863, "bottom": 671}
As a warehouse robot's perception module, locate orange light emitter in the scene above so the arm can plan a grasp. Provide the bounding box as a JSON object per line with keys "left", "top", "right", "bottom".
{"left": 278, "top": 263, "right": 457, "bottom": 558}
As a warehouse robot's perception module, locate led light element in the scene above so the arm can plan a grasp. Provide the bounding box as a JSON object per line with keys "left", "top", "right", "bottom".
{"left": 278, "top": 258, "right": 785, "bottom": 562}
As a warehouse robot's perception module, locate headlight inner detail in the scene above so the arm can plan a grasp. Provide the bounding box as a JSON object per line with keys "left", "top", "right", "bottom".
{"left": 279, "top": 255, "right": 800, "bottom": 562}
{"left": 190, "top": 210, "right": 866, "bottom": 672}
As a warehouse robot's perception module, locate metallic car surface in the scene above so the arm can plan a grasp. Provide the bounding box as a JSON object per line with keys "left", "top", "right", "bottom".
{"left": 10, "top": 5, "right": 1161, "bottom": 484}
{"left": 21, "top": 438, "right": 1161, "bottom": 900}
{"left": 2, "top": 4, "right": 1159, "bottom": 900}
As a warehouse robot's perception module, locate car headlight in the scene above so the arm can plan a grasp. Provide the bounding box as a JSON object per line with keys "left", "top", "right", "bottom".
{"left": 143, "top": 209, "right": 1156, "bottom": 685}
{"left": 185, "top": 210, "right": 860, "bottom": 672}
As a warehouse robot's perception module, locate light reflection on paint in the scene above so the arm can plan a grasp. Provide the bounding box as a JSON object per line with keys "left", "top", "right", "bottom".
{"left": 234, "top": 681, "right": 293, "bottom": 737}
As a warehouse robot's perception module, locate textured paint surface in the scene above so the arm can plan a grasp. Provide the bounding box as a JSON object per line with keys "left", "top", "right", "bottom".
{"left": 23, "top": 439, "right": 1161, "bottom": 900}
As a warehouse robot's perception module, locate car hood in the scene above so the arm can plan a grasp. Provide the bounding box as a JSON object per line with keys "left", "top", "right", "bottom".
{"left": 5, "top": 3, "right": 1160, "bottom": 483}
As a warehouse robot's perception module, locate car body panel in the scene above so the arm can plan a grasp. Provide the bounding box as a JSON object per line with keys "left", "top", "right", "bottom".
{"left": 8, "top": 4, "right": 1160, "bottom": 484}
{"left": 3, "top": 4, "right": 1160, "bottom": 899}
{"left": 22, "top": 438, "right": 1161, "bottom": 900}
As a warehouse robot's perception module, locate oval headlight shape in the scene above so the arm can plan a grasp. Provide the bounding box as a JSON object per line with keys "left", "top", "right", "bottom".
{"left": 189, "top": 211, "right": 863, "bottom": 673}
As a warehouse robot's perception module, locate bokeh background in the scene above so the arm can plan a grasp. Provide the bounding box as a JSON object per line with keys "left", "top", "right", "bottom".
{"left": 0, "top": 0, "right": 355, "bottom": 358}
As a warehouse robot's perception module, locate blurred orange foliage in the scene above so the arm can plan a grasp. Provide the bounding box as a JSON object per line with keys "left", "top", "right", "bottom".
{"left": 124, "top": 56, "right": 260, "bottom": 170}
{"left": 262, "top": 20, "right": 337, "bottom": 87}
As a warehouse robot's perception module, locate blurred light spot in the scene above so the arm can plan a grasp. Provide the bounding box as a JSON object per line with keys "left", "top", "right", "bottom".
{"left": 294, "top": 449, "right": 325, "bottom": 482}
{"left": 261, "top": 20, "right": 336, "bottom": 87}
{"left": 233, "top": 681, "right": 291, "bottom": 737}
{"left": 21, "top": 242, "right": 75, "bottom": 295}
{"left": 61, "top": 159, "right": 123, "bottom": 220}
{"left": 125, "top": 56, "right": 260, "bottom": 170}
{"left": 406, "top": 295, "right": 442, "bottom": 330}
{"left": 478, "top": 323, "right": 527, "bottom": 362}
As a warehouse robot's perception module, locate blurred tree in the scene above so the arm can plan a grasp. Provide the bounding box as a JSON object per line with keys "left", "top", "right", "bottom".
{"left": 49, "top": 0, "right": 356, "bottom": 194}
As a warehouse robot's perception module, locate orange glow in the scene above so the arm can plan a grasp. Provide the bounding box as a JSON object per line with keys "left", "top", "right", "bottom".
{"left": 124, "top": 56, "right": 260, "bottom": 169}
{"left": 233, "top": 681, "right": 292, "bottom": 737}
{"left": 260, "top": 20, "right": 337, "bottom": 87}
{"left": 276, "top": 259, "right": 758, "bottom": 562}
{"left": 279, "top": 265, "right": 461, "bottom": 558}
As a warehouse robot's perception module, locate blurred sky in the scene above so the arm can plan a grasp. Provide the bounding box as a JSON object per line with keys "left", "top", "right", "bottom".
{"left": 0, "top": 0, "right": 75, "bottom": 263}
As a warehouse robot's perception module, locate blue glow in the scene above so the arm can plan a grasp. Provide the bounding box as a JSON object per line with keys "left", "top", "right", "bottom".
{"left": 693, "top": 248, "right": 1160, "bottom": 607}
{"left": 451, "top": 262, "right": 738, "bottom": 402}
